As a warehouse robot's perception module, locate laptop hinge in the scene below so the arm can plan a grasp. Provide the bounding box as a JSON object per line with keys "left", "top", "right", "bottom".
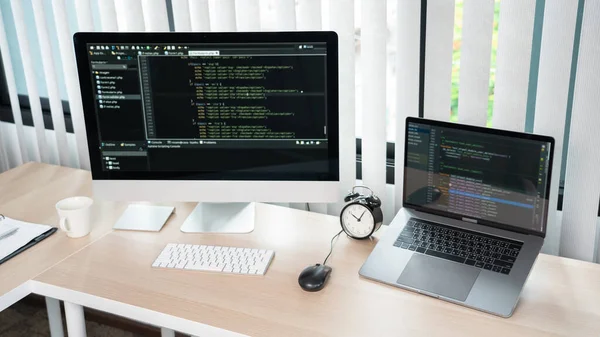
{"left": 462, "top": 217, "right": 478, "bottom": 224}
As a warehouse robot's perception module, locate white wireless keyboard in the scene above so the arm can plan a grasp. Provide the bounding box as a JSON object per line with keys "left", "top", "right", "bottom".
{"left": 152, "top": 243, "right": 275, "bottom": 275}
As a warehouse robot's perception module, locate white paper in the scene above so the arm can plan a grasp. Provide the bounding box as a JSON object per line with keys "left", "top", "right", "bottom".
{"left": 0, "top": 218, "right": 52, "bottom": 261}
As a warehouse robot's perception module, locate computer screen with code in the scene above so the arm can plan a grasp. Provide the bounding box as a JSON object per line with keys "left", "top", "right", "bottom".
{"left": 83, "top": 41, "right": 336, "bottom": 180}
{"left": 404, "top": 119, "right": 552, "bottom": 233}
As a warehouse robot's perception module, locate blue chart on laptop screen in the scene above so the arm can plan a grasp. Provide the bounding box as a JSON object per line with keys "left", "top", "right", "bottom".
{"left": 404, "top": 121, "right": 552, "bottom": 233}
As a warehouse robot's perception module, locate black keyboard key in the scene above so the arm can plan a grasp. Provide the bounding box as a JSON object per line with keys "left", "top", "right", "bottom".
{"left": 500, "top": 255, "right": 516, "bottom": 263}
{"left": 492, "top": 265, "right": 502, "bottom": 272}
{"left": 416, "top": 247, "right": 426, "bottom": 253}
{"left": 508, "top": 243, "right": 522, "bottom": 250}
{"left": 400, "top": 243, "right": 410, "bottom": 249}
{"left": 474, "top": 261, "right": 484, "bottom": 268}
{"left": 408, "top": 245, "right": 417, "bottom": 251}
{"left": 501, "top": 268, "right": 510, "bottom": 275}
{"left": 491, "top": 252, "right": 501, "bottom": 259}
{"left": 465, "top": 259, "right": 476, "bottom": 266}
{"left": 393, "top": 241, "right": 402, "bottom": 247}
{"left": 443, "top": 247, "right": 453, "bottom": 254}
{"left": 400, "top": 232, "right": 413, "bottom": 239}
{"left": 425, "top": 249, "right": 466, "bottom": 263}
{"left": 493, "top": 259, "right": 513, "bottom": 268}
{"left": 484, "top": 264, "right": 493, "bottom": 270}
{"left": 399, "top": 237, "right": 415, "bottom": 245}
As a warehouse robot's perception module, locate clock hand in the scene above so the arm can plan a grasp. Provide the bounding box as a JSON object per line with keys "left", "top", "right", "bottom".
{"left": 350, "top": 212, "right": 360, "bottom": 220}
{"left": 358, "top": 210, "right": 366, "bottom": 220}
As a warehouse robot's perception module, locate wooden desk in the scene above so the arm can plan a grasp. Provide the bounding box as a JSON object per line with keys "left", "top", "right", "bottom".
{"left": 0, "top": 162, "right": 116, "bottom": 310}
{"left": 33, "top": 202, "right": 600, "bottom": 336}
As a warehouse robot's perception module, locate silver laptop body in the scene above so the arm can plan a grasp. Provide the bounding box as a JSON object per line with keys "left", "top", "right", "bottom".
{"left": 360, "top": 117, "right": 554, "bottom": 317}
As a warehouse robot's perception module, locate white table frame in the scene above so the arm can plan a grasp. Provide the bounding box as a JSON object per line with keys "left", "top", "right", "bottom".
{"left": 0, "top": 279, "right": 245, "bottom": 337}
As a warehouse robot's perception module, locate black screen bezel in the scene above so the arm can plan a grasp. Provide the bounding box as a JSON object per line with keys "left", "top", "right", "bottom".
{"left": 403, "top": 117, "right": 555, "bottom": 238}
{"left": 73, "top": 31, "right": 339, "bottom": 181}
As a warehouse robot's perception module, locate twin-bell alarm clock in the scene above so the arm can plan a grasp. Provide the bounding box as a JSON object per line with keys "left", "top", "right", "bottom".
{"left": 340, "top": 186, "right": 383, "bottom": 239}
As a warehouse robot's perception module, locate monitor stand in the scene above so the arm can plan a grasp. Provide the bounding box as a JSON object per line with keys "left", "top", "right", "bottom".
{"left": 180, "top": 202, "right": 255, "bottom": 233}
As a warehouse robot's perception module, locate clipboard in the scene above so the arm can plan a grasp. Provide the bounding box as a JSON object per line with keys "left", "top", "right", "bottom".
{"left": 0, "top": 214, "right": 58, "bottom": 266}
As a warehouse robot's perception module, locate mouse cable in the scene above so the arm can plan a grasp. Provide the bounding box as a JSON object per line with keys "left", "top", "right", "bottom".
{"left": 323, "top": 229, "right": 344, "bottom": 266}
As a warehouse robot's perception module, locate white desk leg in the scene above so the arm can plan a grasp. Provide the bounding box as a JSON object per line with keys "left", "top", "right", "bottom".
{"left": 45, "top": 297, "right": 65, "bottom": 337}
{"left": 161, "top": 327, "right": 175, "bottom": 337}
{"left": 64, "top": 302, "right": 87, "bottom": 337}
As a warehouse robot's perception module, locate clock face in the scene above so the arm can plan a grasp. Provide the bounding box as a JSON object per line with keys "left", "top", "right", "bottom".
{"left": 341, "top": 203, "right": 375, "bottom": 238}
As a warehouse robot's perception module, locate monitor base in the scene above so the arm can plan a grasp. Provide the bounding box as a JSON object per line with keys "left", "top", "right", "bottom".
{"left": 180, "top": 202, "right": 255, "bottom": 233}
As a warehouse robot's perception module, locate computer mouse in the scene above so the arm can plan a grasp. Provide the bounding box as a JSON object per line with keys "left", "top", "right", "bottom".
{"left": 298, "top": 264, "right": 332, "bottom": 292}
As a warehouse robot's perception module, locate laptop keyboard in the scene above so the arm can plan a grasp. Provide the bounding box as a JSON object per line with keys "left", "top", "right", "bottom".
{"left": 394, "top": 218, "right": 523, "bottom": 275}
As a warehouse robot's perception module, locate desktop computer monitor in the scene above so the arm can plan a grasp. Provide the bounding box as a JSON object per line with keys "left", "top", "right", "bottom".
{"left": 74, "top": 32, "right": 339, "bottom": 232}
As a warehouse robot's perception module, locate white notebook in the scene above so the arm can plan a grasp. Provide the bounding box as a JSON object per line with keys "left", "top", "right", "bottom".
{"left": 0, "top": 215, "right": 53, "bottom": 261}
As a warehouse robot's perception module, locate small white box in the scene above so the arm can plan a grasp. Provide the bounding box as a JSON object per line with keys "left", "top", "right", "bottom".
{"left": 113, "top": 204, "right": 175, "bottom": 232}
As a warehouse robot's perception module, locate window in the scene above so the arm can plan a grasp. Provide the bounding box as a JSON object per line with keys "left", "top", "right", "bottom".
{"left": 0, "top": 0, "right": 586, "bottom": 213}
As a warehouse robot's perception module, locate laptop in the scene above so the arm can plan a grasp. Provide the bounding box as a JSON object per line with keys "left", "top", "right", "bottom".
{"left": 360, "top": 117, "right": 554, "bottom": 317}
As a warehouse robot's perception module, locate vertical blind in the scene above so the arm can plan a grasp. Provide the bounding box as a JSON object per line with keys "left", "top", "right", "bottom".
{"left": 0, "top": 0, "right": 598, "bottom": 262}
{"left": 559, "top": 0, "right": 600, "bottom": 262}
{"left": 457, "top": 0, "right": 494, "bottom": 127}
{"left": 533, "top": 0, "right": 579, "bottom": 257}
{"left": 491, "top": 0, "right": 537, "bottom": 132}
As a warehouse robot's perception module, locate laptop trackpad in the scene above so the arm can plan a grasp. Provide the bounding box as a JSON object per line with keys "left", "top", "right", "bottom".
{"left": 397, "top": 254, "right": 480, "bottom": 301}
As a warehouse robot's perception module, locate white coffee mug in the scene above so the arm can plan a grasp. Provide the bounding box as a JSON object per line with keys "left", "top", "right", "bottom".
{"left": 55, "top": 196, "right": 94, "bottom": 238}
